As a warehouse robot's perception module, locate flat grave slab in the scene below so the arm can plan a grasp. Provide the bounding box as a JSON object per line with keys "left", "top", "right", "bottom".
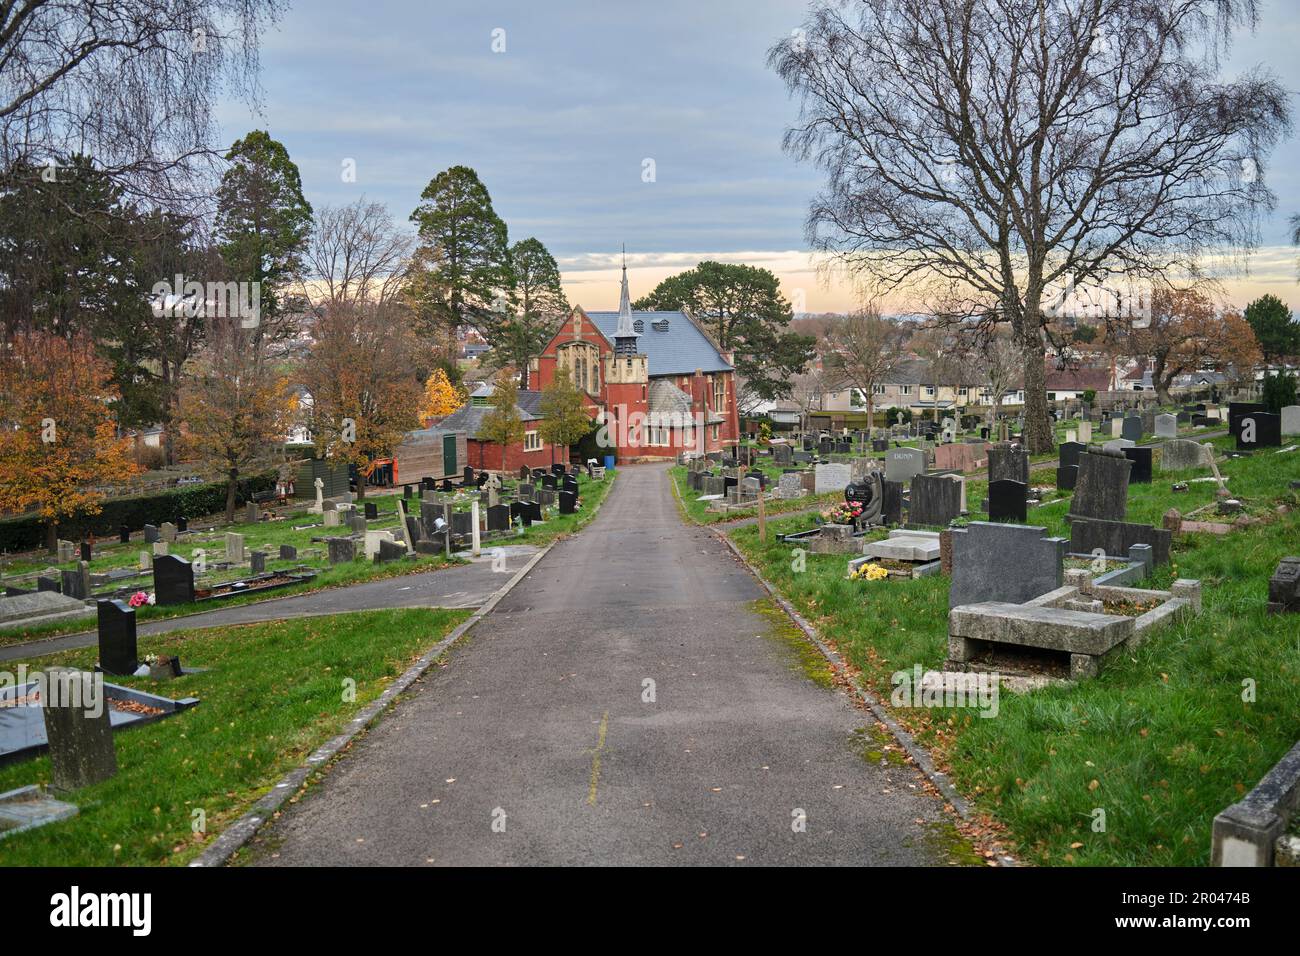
{"left": 0, "top": 591, "right": 92, "bottom": 631}
{"left": 863, "top": 529, "right": 941, "bottom": 562}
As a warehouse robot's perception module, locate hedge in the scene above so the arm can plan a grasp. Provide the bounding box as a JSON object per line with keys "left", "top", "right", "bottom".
{"left": 0, "top": 472, "right": 276, "bottom": 554}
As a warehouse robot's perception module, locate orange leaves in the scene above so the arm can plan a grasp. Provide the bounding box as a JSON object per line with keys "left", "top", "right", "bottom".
{"left": 419, "top": 367, "right": 465, "bottom": 422}
{"left": 0, "top": 331, "right": 140, "bottom": 521}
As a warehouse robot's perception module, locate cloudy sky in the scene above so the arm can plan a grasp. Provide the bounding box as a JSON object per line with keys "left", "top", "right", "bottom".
{"left": 218, "top": 0, "right": 1300, "bottom": 314}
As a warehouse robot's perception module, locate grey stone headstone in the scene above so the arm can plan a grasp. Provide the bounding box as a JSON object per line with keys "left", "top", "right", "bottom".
{"left": 1154, "top": 414, "right": 1177, "bottom": 438}
{"left": 949, "top": 522, "right": 1067, "bottom": 608}
{"left": 1122, "top": 415, "right": 1143, "bottom": 442}
{"left": 328, "top": 537, "right": 356, "bottom": 564}
{"left": 1069, "top": 450, "right": 1130, "bottom": 522}
{"left": 160, "top": 522, "right": 177, "bottom": 543}
{"left": 43, "top": 668, "right": 117, "bottom": 793}
{"left": 1159, "top": 439, "right": 1207, "bottom": 472}
{"left": 279, "top": 544, "right": 298, "bottom": 560}
{"left": 778, "top": 473, "right": 805, "bottom": 499}
{"left": 814, "top": 462, "right": 852, "bottom": 494}
{"left": 225, "top": 532, "right": 245, "bottom": 563}
{"left": 250, "top": 551, "right": 266, "bottom": 574}
{"left": 909, "top": 474, "right": 961, "bottom": 527}
{"left": 143, "top": 525, "right": 159, "bottom": 545}
{"left": 986, "top": 443, "right": 1029, "bottom": 484}
{"left": 1281, "top": 405, "right": 1300, "bottom": 437}
{"left": 884, "top": 447, "right": 926, "bottom": 485}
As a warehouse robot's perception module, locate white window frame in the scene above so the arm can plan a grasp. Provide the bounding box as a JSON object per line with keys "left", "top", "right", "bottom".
{"left": 524, "top": 430, "right": 541, "bottom": 452}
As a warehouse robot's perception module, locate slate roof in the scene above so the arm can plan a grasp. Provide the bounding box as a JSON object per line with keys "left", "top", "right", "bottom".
{"left": 647, "top": 379, "right": 725, "bottom": 424}
{"left": 438, "top": 389, "right": 543, "bottom": 440}
{"left": 585, "top": 310, "right": 732, "bottom": 376}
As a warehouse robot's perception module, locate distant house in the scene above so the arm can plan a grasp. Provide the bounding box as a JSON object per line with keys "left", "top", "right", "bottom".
{"left": 437, "top": 385, "right": 562, "bottom": 473}
{"left": 1044, "top": 363, "right": 1113, "bottom": 401}
{"left": 873, "top": 358, "right": 1022, "bottom": 413}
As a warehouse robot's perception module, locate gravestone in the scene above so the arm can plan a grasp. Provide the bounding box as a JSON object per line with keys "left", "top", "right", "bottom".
{"left": 348, "top": 512, "right": 367, "bottom": 535}
{"left": 225, "top": 532, "right": 245, "bottom": 563}
{"left": 559, "top": 490, "right": 577, "bottom": 514}
{"left": 773, "top": 444, "right": 793, "bottom": 464}
{"left": 1110, "top": 417, "right": 1124, "bottom": 438}
{"left": 882, "top": 480, "right": 904, "bottom": 526}
{"left": 143, "top": 525, "right": 159, "bottom": 545}
{"left": 814, "top": 462, "right": 852, "bottom": 494}
{"left": 1058, "top": 441, "right": 1086, "bottom": 470}
{"left": 778, "top": 473, "right": 804, "bottom": 499}
{"left": 365, "top": 502, "right": 379, "bottom": 520}
{"left": 949, "top": 522, "right": 1067, "bottom": 608}
{"left": 153, "top": 554, "right": 195, "bottom": 605}
{"left": 487, "top": 504, "right": 511, "bottom": 532}
{"left": 37, "top": 576, "right": 59, "bottom": 592}
{"left": 1155, "top": 414, "right": 1177, "bottom": 439}
{"left": 43, "top": 668, "right": 117, "bottom": 794}
{"left": 884, "top": 447, "right": 926, "bottom": 485}
{"left": 80, "top": 541, "right": 92, "bottom": 563}
{"left": 176, "top": 517, "right": 187, "bottom": 533}
{"left": 279, "top": 544, "right": 297, "bottom": 560}
{"left": 1123, "top": 446, "right": 1153, "bottom": 484}
{"left": 60, "top": 562, "right": 90, "bottom": 601}
{"left": 909, "top": 474, "right": 961, "bottom": 527}
{"left": 1281, "top": 405, "right": 1300, "bottom": 437}
{"left": 1122, "top": 415, "right": 1143, "bottom": 442}
{"left": 249, "top": 551, "right": 266, "bottom": 574}
{"left": 152, "top": 541, "right": 168, "bottom": 557}
{"left": 364, "top": 530, "right": 395, "bottom": 560}
{"left": 1069, "top": 450, "right": 1131, "bottom": 522}
{"left": 1069, "top": 517, "right": 1172, "bottom": 565}
{"left": 845, "top": 474, "right": 884, "bottom": 526}
{"left": 160, "top": 522, "right": 177, "bottom": 543}
{"left": 542, "top": 474, "right": 557, "bottom": 490}
{"left": 988, "top": 479, "right": 1028, "bottom": 522}
{"left": 376, "top": 539, "right": 406, "bottom": 564}
{"left": 1160, "top": 439, "right": 1207, "bottom": 471}
{"left": 519, "top": 483, "right": 535, "bottom": 500}
{"left": 119, "top": 525, "right": 131, "bottom": 545}
{"left": 96, "top": 599, "right": 138, "bottom": 675}
{"left": 1235, "top": 411, "right": 1282, "bottom": 450}
{"left": 1077, "top": 421, "right": 1092, "bottom": 444}
{"left": 1056, "top": 465, "right": 1078, "bottom": 491}
{"left": 451, "top": 512, "right": 473, "bottom": 537}
{"left": 139, "top": 551, "right": 152, "bottom": 571}
{"left": 1266, "top": 557, "right": 1300, "bottom": 614}
{"left": 246, "top": 501, "right": 258, "bottom": 524}
{"left": 519, "top": 465, "right": 531, "bottom": 480}
{"left": 986, "top": 443, "right": 1029, "bottom": 485}
{"left": 328, "top": 537, "right": 356, "bottom": 564}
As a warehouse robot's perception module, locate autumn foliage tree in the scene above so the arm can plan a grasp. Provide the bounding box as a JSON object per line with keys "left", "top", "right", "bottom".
{"left": 419, "top": 366, "right": 466, "bottom": 424}
{"left": 0, "top": 333, "right": 140, "bottom": 549}
{"left": 176, "top": 319, "right": 297, "bottom": 522}
{"left": 821, "top": 309, "right": 908, "bottom": 435}
{"left": 480, "top": 376, "right": 524, "bottom": 472}
{"left": 1120, "top": 288, "right": 1261, "bottom": 404}
{"left": 302, "top": 302, "right": 424, "bottom": 498}
{"left": 538, "top": 367, "right": 592, "bottom": 466}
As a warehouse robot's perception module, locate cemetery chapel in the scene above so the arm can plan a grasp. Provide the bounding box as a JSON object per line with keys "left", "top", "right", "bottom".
{"left": 531, "top": 254, "right": 741, "bottom": 462}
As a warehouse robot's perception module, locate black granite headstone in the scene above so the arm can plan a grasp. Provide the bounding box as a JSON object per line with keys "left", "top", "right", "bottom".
{"left": 988, "top": 479, "right": 1028, "bottom": 522}
{"left": 882, "top": 479, "right": 904, "bottom": 526}
{"left": 80, "top": 541, "right": 92, "bottom": 563}
{"left": 559, "top": 490, "right": 577, "bottom": 514}
{"left": 909, "top": 474, "right": 961, "bottom": 527}
{"left": 1058, "top": 441, "right": 1086, "bottom": 470}
{"left": 96, "top": 599, "right": 138, "bottom": 675}
{"left": 487, "top": 504, "right": 511, "bottom": 532}
{"left": 1069, "top": 451, "right": 1131, "bottom": 522}
{"left": 364, "top": 502, "right": 379, "bottom": 520}
{"left": 153, "top": 554, "right": 195, "bottom": 605}
{"left": 250, "top": 551, "right": 266, "bottom": 573}
{"left": 1122, "top": 446, "right": 1153, "bottom": 484}
{"left": 176, "top": 517, "right": 187, "bottom": 533}
{"left": 119, "top": 525, "right": 131, "bottom": 544}
{"left": 1056, "top": 465, "right": 1078, "bottom": 491}
{"left": 279, "top": 544, "right": 297, "bottom": 560}
{"left": 1235, "top": 411, "right": 1282, "bottom": 449}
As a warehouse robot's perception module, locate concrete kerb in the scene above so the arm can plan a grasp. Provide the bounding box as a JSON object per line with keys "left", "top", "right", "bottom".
{"left": 711, "top": 528, "right": 977, "bottom": 825}
{"left": 188, "top": 540, "right": 557, "bottom": 867}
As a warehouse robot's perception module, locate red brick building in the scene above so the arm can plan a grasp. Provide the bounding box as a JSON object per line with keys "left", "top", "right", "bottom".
{"left": 531, "top": 259, "right": 740, "bottom": 463}
{"left": 437, "top": 386, "right": 565, "bottom": 474}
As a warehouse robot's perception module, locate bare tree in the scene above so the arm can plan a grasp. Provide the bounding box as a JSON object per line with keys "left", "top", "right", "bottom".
{"left": 972, "top": 327, "right": 1023, "bottom": 427}
{"left": 1, "top": 1, "right": 286, "bottom": 212}
{"left": 771, "top": 0, "right": 1290, "bottom": 452}
{"left": 301, "top": 199, "right": 415, "bottom": 311}
{"left": 822, "top": 308, "right": 908, "bottom": 436}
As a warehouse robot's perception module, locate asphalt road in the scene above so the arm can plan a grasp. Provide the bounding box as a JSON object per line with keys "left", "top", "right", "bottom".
{"left": 0, "top": 546, "right": 540, "bottom": 663}
{"left": 251, "top": 463, "right": 953, "bottom": 866}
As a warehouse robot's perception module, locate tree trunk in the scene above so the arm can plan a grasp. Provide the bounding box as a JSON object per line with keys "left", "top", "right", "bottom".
{"left": 45, "top": 521, "right": 58, "bottom": 554}
{"left": 1152, "top": 354, "right": 1172, "bottom": 405}
{"left": 225, "top": 469, "right": 239, "bottom": 524}
{"left": 1017, "top": 328, "right": 1053, "bottom": 453}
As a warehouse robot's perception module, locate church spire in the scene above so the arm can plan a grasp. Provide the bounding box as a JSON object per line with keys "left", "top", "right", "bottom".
{"left": 614, "top": 244, "right": 640, "bottom": 356}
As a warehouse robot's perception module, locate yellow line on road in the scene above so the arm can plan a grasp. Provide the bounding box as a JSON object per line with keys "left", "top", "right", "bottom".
{"left": 587, "top": 711, "right": 609, "bottom": 806}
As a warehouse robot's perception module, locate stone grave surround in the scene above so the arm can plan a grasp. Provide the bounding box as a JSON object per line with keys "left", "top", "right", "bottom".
{"left": 1266, "top": 557, "right": 1300, "bottom": 614}
{"left": 948, "top": 522, "right": 1066, "bottom": 608}
{"left": 1068, "top": 516, "right": 1172, "bottom": 565}
{"left": 861, "top": 528, "right": 941, "bottom": 563}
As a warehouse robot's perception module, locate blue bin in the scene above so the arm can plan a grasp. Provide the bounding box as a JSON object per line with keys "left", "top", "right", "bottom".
{"left": 604, "top": 454, "right": 616, "bottom": 470}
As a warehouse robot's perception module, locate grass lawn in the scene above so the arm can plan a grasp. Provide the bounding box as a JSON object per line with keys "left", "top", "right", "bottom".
{"left": 725, "top": 436, "right": 1300, "bottom": 865}
{"left": 0, "top": 607, "right": 470, "bottom": 866}
{"left": 0, "top": 471, "right": 615, "bottom": 649}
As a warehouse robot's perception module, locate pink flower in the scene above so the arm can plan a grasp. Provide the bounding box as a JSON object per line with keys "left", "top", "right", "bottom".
{"left": 128, "top": 591, "right": 149, "bottom": 608}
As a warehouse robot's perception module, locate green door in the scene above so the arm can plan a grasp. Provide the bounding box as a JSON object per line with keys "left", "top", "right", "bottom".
{"left": 443, "top": 434, "right": 457, "bottom": 477}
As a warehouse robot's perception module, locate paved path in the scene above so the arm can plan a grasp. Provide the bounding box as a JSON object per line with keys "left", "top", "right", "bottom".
{"left": 0, "top": 546, "right": 540, "bottom": 664}
{"left": 251, "top": 463, "right": 952, "bottom": 866}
